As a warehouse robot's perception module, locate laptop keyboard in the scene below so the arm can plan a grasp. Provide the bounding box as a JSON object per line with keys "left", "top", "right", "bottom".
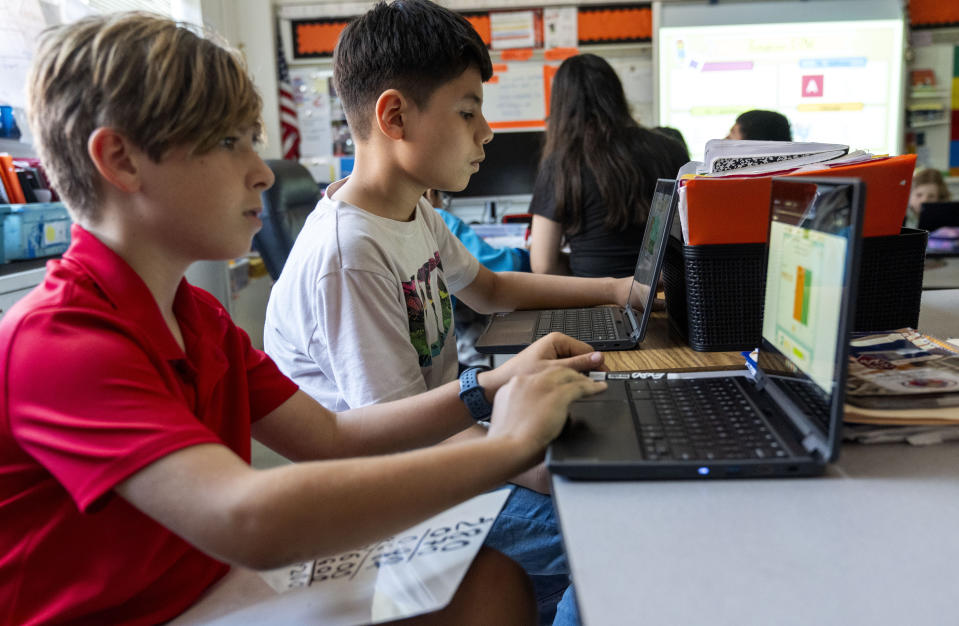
{"left": 777, "top": 378, "right": 831, "bottom": 431}
{"left": 628, "top": 377, "right": 787, "bottom": 461}
{"left": 533, "top": 308, "right": 618, "bottom": 341}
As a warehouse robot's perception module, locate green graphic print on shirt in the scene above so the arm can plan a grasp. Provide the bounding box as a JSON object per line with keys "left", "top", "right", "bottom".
{"left": 402, "top": 252, "right": 453, "bottom": 367}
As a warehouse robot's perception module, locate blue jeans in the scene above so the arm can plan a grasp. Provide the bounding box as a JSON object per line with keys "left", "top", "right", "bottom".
{"left": 483, "top": 485, "right": 580, "bottom": 626}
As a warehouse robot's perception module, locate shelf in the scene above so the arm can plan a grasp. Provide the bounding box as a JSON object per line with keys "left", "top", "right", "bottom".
{"left": 908, "top": 119, "right": 950, "bottom": 129}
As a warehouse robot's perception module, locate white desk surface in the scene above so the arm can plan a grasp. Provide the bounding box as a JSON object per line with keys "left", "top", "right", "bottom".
{"left": 552, "top": 441, "right": 959, "bottom": 626}
{"left": 918, "top": 288, "right": 959, "bottom": 341}
{"left": 923, "top": 256, "right": 959, "bottom": 290}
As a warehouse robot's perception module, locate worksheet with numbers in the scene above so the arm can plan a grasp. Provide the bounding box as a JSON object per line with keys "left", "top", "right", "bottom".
{"left": 194, "top": 489, "right": 510, "bottom": 625}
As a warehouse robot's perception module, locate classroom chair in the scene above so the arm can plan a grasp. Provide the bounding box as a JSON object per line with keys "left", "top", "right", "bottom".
{"left": 254, "top": 159, "right": 322, "bottom": 280}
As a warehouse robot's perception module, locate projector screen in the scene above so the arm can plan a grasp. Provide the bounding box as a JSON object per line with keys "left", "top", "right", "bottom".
{"left": 657, "top": 0, "right": 905, "bottom": 161}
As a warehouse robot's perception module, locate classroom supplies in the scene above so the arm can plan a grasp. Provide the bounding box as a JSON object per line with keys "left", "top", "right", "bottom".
{"left": 548, "top": 177, "right": 862, "bottom": 479}
{"left": 0, "top": 153, "right": 26, "bottom": 205}
{"left": 699, "top": 138, "right": 848, "bottom": 176}
{"left": 679, "top": 153, "right": 916, "bottom": 246}
{"left": 841, "top": 329, "right": 959, "bottom": 426}
{"left": 475, "top": 179, "right": 677, "bottom": 354}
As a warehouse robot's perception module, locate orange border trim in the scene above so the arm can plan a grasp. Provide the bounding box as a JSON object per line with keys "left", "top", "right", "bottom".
{"left": 490, "top": 120, "right": 546, "bottom": 130}
{"left": 909, "top": 0, "right": 959, "bottom": 26}
{"left": 578, "top": 6, "right": 652, "bottom": 42}
{"left": 294, "top": 21, "right": 348, "bottom": 57}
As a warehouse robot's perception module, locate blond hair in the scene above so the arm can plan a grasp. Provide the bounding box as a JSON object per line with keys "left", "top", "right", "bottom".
{"left": 26, "top": 12, "right": 263, "bottom": 222}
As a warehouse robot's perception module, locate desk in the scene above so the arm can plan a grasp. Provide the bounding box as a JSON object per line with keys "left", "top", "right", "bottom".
{"left": 552, "top": 442, "right": 959, "bottom": 625}
{"left": 918, "top": 289, "right": 959, "bottom": 340}
{"left": 552, "top": 306, "right": 959, "bottom": 626}
{"left": 604, "top": 311, "right": 744, "bottom": 372}
{"left": 923, "top": 256, "right": 959, "bottom": 289}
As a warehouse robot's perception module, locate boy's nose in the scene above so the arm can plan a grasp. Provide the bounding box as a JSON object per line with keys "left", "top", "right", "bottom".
{"left": 479, "top": 114, "right": 493, "bottom": 145}
{"left": 252, "top": 156, "right": 275, "bottom": 191}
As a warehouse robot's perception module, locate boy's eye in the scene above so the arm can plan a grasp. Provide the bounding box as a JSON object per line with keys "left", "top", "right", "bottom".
{"left": 220, "top": 136, "right": 239, "bottom": 150}
{"left": 460, "top": 111, "right": 475, "bottom": 120}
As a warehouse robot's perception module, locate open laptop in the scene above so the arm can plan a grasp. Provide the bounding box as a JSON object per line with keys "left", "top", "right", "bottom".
{"left": 548, "top": 176, "right": 864, "bottom": 480}
{"left": 918, "top": 201, "right": 959, "bottom": 233}
{"left": 475, "top": 179, "right": 678, "bottom": 354}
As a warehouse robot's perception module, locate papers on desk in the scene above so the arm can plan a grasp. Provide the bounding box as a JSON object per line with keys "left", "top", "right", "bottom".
{"left": 843, "top": 329, "right": 959, "bottom": 426}
{"left": 699, "top": 139, "right": 849, "bottom": 176}
{"left": 674, "top": 141, "right": 913, "bottom": 245}
{"left": 192, "top": 490, "right": 508, "bottom": 625}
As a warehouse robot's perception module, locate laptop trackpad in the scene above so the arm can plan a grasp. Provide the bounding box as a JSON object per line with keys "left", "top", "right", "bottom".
{"left": 552, "top": 401, "right": 642, "bottom": 461}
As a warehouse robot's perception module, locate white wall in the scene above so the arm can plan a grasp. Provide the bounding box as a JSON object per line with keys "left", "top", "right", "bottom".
{"left": 200, "top": 0, "right": 283, "bottom": 159}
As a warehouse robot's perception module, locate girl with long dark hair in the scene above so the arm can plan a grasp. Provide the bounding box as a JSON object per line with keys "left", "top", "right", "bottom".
{"left": 529, "top": 54, "right": 688, "bottom": 277}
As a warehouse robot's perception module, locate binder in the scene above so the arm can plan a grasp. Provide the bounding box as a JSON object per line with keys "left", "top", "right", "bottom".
{"left": 0, "top": 153, "right": 26, "bottom": 205}
{"left": 684, "top": 154, "right": 916, "bottom": 245}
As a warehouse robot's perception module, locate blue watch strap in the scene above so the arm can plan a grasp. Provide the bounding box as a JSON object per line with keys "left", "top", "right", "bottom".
{"left": 458, "top": 367, "right": 493, "bottom": 421}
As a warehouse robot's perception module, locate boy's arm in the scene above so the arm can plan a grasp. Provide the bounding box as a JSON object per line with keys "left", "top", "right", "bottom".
{"left": 455, "top": 264, "right": 632, "bottom": 314}
{"left": 252, "top": 332, "right": 605, "bottom": 461}
{"left": 115, "top": 366, "right": 605, "bottom": 569}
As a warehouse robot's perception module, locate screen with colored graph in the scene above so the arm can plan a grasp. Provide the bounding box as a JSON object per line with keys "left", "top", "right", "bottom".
{"left": 658, "top": 0, "right": 904, "bottom": 161}
{"left": 762, "top": 196, "right": 850, "bottom": 392}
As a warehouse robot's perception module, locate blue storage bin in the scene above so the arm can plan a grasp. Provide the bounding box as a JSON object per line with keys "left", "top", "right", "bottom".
{"left": 0, "top": 202, "right": 72, "bottom": 263}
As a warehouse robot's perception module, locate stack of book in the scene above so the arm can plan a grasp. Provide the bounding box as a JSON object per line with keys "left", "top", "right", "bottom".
{"left": 841, "top": 329, "right": 959, "bottom": 443}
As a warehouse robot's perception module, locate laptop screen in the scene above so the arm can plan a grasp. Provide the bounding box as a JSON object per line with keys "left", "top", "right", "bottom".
{"left": 625, "top": 179, "right": 677, "bottom": 337}
{"left": 758, "top": 177, "right": 862, "bottom": 447}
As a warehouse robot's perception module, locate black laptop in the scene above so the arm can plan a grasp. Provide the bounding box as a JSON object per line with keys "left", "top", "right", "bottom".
{"left": 918, "top": 201, "right": 959, "bottom": 233}
{"left": 475, "top": 179, "right": 678, "bottom": 354}
{"left": 548, "top": 176, "right": 864, "bottom": 480}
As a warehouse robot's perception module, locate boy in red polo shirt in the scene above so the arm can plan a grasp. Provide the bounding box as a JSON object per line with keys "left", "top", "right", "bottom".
{"left": 0, "top": 12, "right": 606, "bottom": 625}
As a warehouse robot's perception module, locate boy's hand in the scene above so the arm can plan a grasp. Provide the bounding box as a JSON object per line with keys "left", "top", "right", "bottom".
{"left": 478, "top": 332, "right": 606, "bottom": 398}
{"left": 486, "top": 366, "right": 607, "bottom": 455}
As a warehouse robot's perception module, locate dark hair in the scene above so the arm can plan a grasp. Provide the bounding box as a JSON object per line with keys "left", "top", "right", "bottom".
{"left": 541, "top": 54, "right": 648, "bottom": 233}
{"left": 652, "top": 126, "right": 690, "bottom": 160}
{"left": 333, "top": 0, "right": 492, "bottom": 140}
{"left": 735, "top": 109, "right": 792, "bottom": 141}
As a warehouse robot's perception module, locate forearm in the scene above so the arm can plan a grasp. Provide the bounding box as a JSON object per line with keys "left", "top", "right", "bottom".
{"left": 329, "top": 376, "right": 498, "bottom": 457}
{"left": 232, "top": 436, "right": 533, "bottom": 567}
{"left": 470, "top": 270, "right": 621, "bottom": 313}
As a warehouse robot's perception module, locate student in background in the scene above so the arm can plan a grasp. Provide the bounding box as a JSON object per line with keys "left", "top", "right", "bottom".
{"left": 652, "top": 125, "right": 691, "bottom": 161}
{"left": 906, "top": 167, "right": 951, "bottom": 228}
{"left": 527, "top": 54, "right": 688, "bottom": 278}
{"left": 0, "top": 11, "right": 609, "bottom": 624}
{"left": 726, "top": 109, "right": 792, "bottom": 141}
{"left": 263, "top": 3, "right": 640, "bottom": 623}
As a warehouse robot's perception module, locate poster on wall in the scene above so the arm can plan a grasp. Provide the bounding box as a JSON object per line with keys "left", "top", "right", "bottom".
{"left": 289, "top": 67, "right": 334, "bottom": 159}
{"left": 483, "top": 61, "right": 547, "bottom": 129}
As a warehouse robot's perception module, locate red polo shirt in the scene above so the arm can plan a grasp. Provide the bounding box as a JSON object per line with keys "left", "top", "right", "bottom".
{"left": 0, "top": 225, "right": 299, "bottom": 625}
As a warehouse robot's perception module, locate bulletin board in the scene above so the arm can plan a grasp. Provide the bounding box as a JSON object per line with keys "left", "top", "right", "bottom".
{"left": 286, "top": 4, "right": 653, "bottom": 147}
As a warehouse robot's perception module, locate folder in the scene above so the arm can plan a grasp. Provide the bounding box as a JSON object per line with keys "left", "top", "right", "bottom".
{"left": 0, "top": 153, "right": 26, "bottom": 205}
{"left": 684, "top": 154, "right": 916, "bottom": 245}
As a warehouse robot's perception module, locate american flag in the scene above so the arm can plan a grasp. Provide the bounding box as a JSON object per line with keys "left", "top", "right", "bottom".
{"left": 277, "top": 21, "right": 301, "bottom": 160}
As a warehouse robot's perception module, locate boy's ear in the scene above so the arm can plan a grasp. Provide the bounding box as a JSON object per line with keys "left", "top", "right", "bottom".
{"left": 87, "top": 127, "right": 142, "bottom": 193}
{"left": 374, "top": 89, "right": 408, "bottom": 140}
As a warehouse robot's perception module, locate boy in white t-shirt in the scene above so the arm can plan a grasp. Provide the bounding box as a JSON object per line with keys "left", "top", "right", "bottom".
{"left": 264, "top": 2, "right": 636, "bottom": 624}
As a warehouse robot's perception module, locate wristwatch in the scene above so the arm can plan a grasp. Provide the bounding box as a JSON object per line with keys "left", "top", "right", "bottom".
{"left": 458, "top": 367, "right": 493, "bottom": 421}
